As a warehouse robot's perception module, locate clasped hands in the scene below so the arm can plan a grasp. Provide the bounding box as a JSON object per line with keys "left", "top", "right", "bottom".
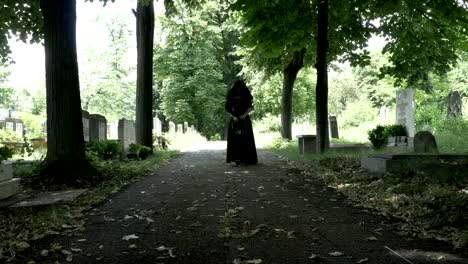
{"left": 233, "top": 113, "right": 248, "bottom": 122}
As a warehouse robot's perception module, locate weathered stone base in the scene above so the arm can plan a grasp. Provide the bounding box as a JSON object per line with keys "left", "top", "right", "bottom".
{"left": 361, "top": 153, "right": 468, "bottom": 174}
{"left": 0, "top": 178, "right": 21, "bottom": 200}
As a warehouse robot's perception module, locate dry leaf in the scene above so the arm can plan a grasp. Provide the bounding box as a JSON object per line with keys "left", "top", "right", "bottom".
{"left": 61, "top": 249, "right": 72, "bottom": 255}
{"left": 309, "top": 254, "right": 319, "bottom": 259}
{"left": 122, "top": 234, "right": 139, "bottom": 241}
{"left": 66, "top": 255, "right": 73, "bottom": 262}
{"left": 40, "top": 250, "right": 49, "bottom": 256}
{"left": 129, "top": 244, "right": 137, "bottom": 249}
{"left": 329, "top": 251, "right": 344, "bottom": 256}
{"left": 356, "top": 257, "right": 369, "bottom": 263}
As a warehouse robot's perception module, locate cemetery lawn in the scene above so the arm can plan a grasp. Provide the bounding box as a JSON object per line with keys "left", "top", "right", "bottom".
{"left": 0, "top": 150, "right": 177, "bottom": 261}
{"left": 268, "top": 141, "right": 468, "bottom": 252}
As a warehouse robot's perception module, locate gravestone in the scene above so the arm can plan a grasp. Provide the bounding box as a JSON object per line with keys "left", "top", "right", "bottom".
{"left": 414, "top": 130, "right": 438, "bottom": 153}
{"left": 379, "top": 106, "right": 387, "bottom": 124}
{"left": 89, "top": 114, "right": 107, "bottom": 141}
{"left": 297, "top": 135, "right": 317, "bottom": 155}
{"left": 153, "top": 118, "right": 162, "bottom": 136}
{"left": 183, "top": 122, "right": 188, "bottom": 133}
{"left": 177, "top": 124, "right": 183, "bottom": 134}
{"left": 447, "top": 91, "right": 462, "bottom": 118}
{"left": 329, "top": 116, "right": 339, "bottom": 139}
{"left": 396, "top": 89, "right": 415, "bottom": 138}
{"left": 82, "top": 110, "right": 90, "bottom": 142}
{"left": 0, "top": 162, "right": 21, "bottom": 200}
{"left": 118, "top": 119, "right": 136, "bottom": 153}
{"left": 107, "top": 121, "right": 119, "bottom": 139}
{"left": 169, "top": 122, "right": 175, "bottom": 133}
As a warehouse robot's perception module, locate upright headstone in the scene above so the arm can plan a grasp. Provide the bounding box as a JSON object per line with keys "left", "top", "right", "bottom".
{"left": 447, "top": 91, "right": 462, "bottom": 118}
{"left": 107, "top": 121, "right": 119, "bottom": 140}
{"left": 414, "top": 131, "right": 438, "bottom": 153}
{"left": 183, "top": 122, "right": 188, "bottom": 134}
{"left": 0, "top": 162, "right": 21, "bottom": 200}
{"left": 82, "top": 110, "right": 90, "bottom": 142}
{"left": 89, "top": 114, "right": 107, "bottom": 141}
{"left": 169, "top": 122, "right": 175, "bottom": 133}
{"left": 379, "top": 106, "right": 387, "bottom": 124}
{"left": 177, "top": 124, "right": 183, "bottom": 134}
{"left": 118, "top": 119, "right": 136, "bottom": 153}
{"left": 329, "top": 116, "right": 339, "bottom": 139}
{"left": 153, "top": 118, "right": 162, "bottom": 136}
{"left": 396, "top": 89, "right": 415, "bottom": 138}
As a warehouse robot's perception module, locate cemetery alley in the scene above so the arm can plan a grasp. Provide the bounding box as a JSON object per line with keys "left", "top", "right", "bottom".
{"left": 8, "top": 142, "right": 468, "bottom": 264}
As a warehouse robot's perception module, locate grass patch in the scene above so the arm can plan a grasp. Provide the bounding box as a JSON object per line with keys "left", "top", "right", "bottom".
{"left": 0, "top": 150, "right": 177, "bottom": 261}
{"left": 267, "top": 139, "right": 468, "bottom": 252}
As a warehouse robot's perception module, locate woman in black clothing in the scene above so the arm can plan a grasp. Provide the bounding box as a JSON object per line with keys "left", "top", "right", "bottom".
{"left": 225, "top": 80, "right": 258, "bottom": 165}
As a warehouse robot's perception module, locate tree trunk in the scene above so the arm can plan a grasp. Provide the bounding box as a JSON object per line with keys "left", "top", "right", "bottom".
{"left": 281, "top": 49, "right": 305, "bottom": 140}
{"left": 136, "top": 1, "right": 155, "bottom": 148}
{"left": 315, "top": 0, "right": 330, "bottom": 154}
{"left": 40, "top": 0, "right": 93, "bottom": 183}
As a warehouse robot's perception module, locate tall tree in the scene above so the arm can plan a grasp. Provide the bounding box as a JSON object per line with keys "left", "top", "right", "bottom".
{"left": 40, "top": 0, "right": 94, "bottom": 182}
{"left": 135, "top": 1, "right": 155, "bottom": 148}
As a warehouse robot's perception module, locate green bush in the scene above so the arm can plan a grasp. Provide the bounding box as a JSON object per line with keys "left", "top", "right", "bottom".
{"left": 86, "top": 140, "right": 121, "bottom": 160}
{"left": 367, "top": 125, "right": 389, "bottom": 149}
{"left": 127, "top": 143, "right": 153, "bottom": 160}
{"left": 138, "top": 146, "right": 152, "bottom": 160}
{"left": 0, "top": 128, "right": 21, "bottom": 142}
{"left": 385, "top": 124, "right": 407, "bottom": 137}
{"left": 0, "top": 146, "right": 14, "bottom": 163}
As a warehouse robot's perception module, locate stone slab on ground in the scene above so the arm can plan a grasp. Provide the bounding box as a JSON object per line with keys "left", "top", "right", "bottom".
{"left": 0, "top": 192, "right": 30, "bottom": 208}
{"left": 0, "top": 178, "right": 21, "bottom": 200}
{"left": 330, "top": 143, "right": 371, "bottom": 152}
{"left": 361, "top": 153, "right": 468, "bottom": 173}
{"left": 10, "top": 189, "right": 87, "bottom": 207}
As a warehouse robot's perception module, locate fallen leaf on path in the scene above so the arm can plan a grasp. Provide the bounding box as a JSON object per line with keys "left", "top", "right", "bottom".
{"left": 124, "top": 215, "right": 134, "bottom": 220}
{"left": 129, "top": 244, "right": 137, "bottom": 249}
{"left": 329, "top": 251, "right": 344, "bottom": 256}
{"left": 98, "top": 245, "right": 104, "bottom": 249}
{"left": 40, "top": 250, "right": 49, "bottom": 256}
{"left": 122, "top": 234, "right": 139, "bottom": 241}
{"left": 146, "top": 217, "right": 154, "bottom": 223}
{"left": 104, "top": 216, "right": 116, "bottom": 222}
{"left": 70, "top": 248, "right": 82, "bottom": 252}
{"left": 356, "top": 257, "right": 369, "bottom": 263}
{"left": 366, "top": 236, "right": 378, "bottom": 241}
{"left": 237, "top": 247, "right": 245, "bottom": 251}
{"left": 309, "top": 254, "right": 319, "bottom": 259}
{"left": 16, "top": 242, "right": 30, "bottom": 250}
{"left": 77, "top": 239, "right": 87, "bottom": 242}
{"left": 233, "top": 259, "right": 263, "bottom": 264}
{"left": 289, "top": 215, "right": 298, "bottom": 218}
{"left": 186, "top": 206, "right": 198, "bottom": 211}
{"left": 61, "top": 249, "right": 72, "bottom": 255}
{"left": 66, "top": 255, "right": 73, "bottom": 262}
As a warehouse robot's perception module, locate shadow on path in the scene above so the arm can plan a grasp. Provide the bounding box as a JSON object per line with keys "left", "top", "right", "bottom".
{"left": 20, "top": 142, "right": 468, "bottom": 263}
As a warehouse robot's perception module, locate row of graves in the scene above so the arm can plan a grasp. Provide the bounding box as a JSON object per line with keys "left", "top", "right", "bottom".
{"left": 0, "top": 109, "right": 192, "bottom": 205}
{"left": 297, "top": 89, "right": 468, "bottom": 176}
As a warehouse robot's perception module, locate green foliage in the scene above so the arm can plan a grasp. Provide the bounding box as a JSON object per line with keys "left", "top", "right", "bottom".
{"left": 19, "top": 112, "right": 46, "bottom": 139}
{"left": 127, "top": 143, "right": 153, "bottom": 160}
{"left": 86, "top": 140, "right": 122, "bottom": 160}
{"left": 0, "top": 146, "right": 14, "bottom": 163}
{"left": 154, "top": 0, "right": 227, "bottom": 138}
{"left": 385, "top": 124, "right": 407, "bottom": 137}
{"left": 0, "top": 129, "right": 21, "bottom": 142}
{"left": 432, "top": 118, "right": 468, "bottom": 153}
{"left": 340, "top": 100, "right": 376, "bottom": 128}
{"left": 367, "top": 125, "right": 389, "bottom": 149}
{"left": 80, "top": 15, "right": 136, "bottom": 121}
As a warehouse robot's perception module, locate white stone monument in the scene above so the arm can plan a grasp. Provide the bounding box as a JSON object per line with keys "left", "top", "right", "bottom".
{"left": 118, "top": 119, "right": 136, "bottom": 153}
{"left": 396, "top": 89, "right": 415, "bottom": 138}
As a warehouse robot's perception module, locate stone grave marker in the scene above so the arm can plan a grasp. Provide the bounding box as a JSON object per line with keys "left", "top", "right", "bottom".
{"left": 118, "top": 119, "right": 136, "bottom": 153}
{"left": 396, "top": 89, "right": 415, "bottom": 138}
{"left": 447, "top": 91, "right": 462, "bottom": 118}
{"left": 177, "top": 124, "right": 183, "bottom": 133}
{"left": 414, "top": 131, "right": 438, "bottom": 153}
{"left": 82, "top": 110, "right": 90, "bottom": 142}
{"left": 89, "top": 114, "right": 107, "bottom": 141}
{"left": 329, "top": 116, "right": 339, "bottom": 139}
{"left": 0, "top": 162, "right": 21, "bottom": 200}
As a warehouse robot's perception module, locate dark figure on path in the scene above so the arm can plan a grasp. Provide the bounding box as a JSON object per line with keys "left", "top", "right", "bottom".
{"left": 225, "top": 80, "right": 258, "bottom": 165}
